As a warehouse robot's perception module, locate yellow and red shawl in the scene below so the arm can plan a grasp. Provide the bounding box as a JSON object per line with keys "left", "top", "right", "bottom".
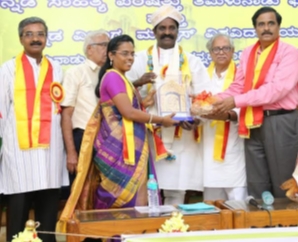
{"left": 14, "top": 52, "right": 53, "bottom": 149}
{"left": 208, "top": 61, "right": 236, "bottom": 162}
{"left": 239, "top": 39, "right": 279, "bottom": 138}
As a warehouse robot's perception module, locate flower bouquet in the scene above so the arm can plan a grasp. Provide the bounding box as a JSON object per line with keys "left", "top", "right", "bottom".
{"left": 159, "top": 212, "right": 189, "bottom": 233}
{"left": 191, "top": 90, "right": 216, "bottom": 116}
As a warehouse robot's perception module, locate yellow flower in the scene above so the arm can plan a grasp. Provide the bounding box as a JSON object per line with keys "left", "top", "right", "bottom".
{"left": 159, "top": 212, "right": 189, "bottom": 233}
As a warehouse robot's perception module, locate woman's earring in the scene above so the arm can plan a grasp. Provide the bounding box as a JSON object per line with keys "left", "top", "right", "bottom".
{"left": 110, "top": 59, "right": 113, "bottom": 66}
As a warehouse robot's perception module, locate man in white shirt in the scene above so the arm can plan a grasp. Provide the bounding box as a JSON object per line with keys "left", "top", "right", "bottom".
{"left": 202, "top": 33, "right": 247, "bottom": 200}
{"left": 126, "top": 5, "right": 210, "bottom": 205}
{"left": 0, "top": 17, "right": 68, "bottom": 242}
{"left": 61, "top": 30, "right": 109, "bottom": 198}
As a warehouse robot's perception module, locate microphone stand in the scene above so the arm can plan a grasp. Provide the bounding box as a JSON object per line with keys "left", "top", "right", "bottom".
{"left": 249, "top": 200, "right": 273, "bottom": 227}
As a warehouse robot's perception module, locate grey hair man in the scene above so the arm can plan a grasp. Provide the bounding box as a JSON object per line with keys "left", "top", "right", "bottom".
{"left": 61, "top": 30, "right": 109, "bottom": 199}
{"left": 202, "top": 33, "right": 247, "bottom": 201}
{"left": 206, "top": 33, "right": 235, "bottom": 75}
{"left": 0, "top": 17, "right": 68, "bottom": 242}
{"left": 18, "top": 16, "right": 48, "bottom": 37}
{"left": 206, "top": 33, "right": 234, "bottom": 49}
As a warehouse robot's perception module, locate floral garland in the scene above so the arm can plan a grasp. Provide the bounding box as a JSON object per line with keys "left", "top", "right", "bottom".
{"left": 147, "top": 45, "right": 185, "bottom": 78}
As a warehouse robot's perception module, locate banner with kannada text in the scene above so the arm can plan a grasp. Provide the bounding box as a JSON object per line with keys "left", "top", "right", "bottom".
{"left": 0, "top": 0, "right": 297, "bottom": 68}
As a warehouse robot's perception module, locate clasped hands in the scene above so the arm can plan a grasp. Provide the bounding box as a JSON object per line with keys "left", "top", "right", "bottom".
{"left": 192, "top": 96, "right": 236, "bottom": 121}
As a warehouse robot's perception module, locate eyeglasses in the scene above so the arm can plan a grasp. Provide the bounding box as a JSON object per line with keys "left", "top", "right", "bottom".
{"left": 211, "top": 46, "right": 232, "bottom": 54}
{"left": 113, "top": 51, "right": 135, "bottom": 57}
{"left": 90, "top": 42, "right": 109, "bottom": 47}
{"left": 22, "top": 31, "right": 46, "bottom": 38}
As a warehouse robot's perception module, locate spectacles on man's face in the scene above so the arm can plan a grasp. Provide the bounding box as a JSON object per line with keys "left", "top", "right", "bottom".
{"left": 211, "top": 46, "right": 232, "bottom": 54}
{"left": 90, "top": 42, "right": 109, "bottom": 47}
{"left": 22, "top": 31, "right": 46, "bottom": 39}
{"left": 113, "top": 51, "right": 135, "bottom": 57}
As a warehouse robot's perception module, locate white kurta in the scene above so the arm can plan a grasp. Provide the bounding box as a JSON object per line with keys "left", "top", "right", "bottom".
{"left": 126, "top": 46, "right": 210, "bottom": 191}
{"left": 0, "top": 56, "right": 69, "bottom": 194}
{"left": 202, "top": 69, "right": 246, "bottom": 188}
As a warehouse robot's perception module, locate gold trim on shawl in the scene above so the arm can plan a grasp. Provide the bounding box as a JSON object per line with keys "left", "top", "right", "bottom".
{"left": 57, "top": 102, "right": 101, "bottom": 233}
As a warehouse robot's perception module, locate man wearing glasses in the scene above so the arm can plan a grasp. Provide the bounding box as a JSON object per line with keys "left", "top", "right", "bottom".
{"left": 60, "top": 30, "right": 109, "bottom": 200}
{"left": 0, "top": 17, "right": 68, "bottom": 242}
{"left": 201, "top": 33, "right": 247, "bottom": 201}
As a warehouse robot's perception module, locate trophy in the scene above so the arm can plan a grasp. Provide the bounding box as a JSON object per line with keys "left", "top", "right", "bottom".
{"left": 156, "top": 74, "right": 193, "bottom": 122}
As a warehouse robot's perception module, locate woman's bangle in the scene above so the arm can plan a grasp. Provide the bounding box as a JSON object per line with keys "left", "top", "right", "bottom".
{"left": 148, "top": 114, "right": 153, "bottom": 123}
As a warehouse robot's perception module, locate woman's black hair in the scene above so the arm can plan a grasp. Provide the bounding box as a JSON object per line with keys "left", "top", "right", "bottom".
{"left": 95, "top": 34, "right": 135, "bottom": 98}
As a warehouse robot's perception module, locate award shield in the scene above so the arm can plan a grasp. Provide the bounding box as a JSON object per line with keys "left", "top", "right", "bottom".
{"left": 156, "top": 74, "right": 193, "bottom": 122}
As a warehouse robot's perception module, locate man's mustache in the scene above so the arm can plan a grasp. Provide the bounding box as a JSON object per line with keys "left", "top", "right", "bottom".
{"left": 161, "top": 34, "right": 174, "bottom": 40}
{"left": 30, "top": 41, "right": 42, "bottom": 46}
{"left": 262, "top": 31, "right": 272, "bottom": 35}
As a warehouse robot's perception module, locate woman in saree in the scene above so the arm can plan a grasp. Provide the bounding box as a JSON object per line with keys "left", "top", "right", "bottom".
{"left": 57, "top": 35, "right": 178, "bottom": 232}
{"left": 93, "top": 34, "right": 178, "bottom": 209}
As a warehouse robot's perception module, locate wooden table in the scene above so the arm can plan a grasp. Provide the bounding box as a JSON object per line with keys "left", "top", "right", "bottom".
{"left": 215, "top": 198, "right": 298, "bottom": 229}
{"left": 66, "top": 207, "right": 233, "bottom": 242}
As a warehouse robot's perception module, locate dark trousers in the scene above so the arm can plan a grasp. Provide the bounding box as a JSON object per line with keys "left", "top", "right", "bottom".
{"left": 0, "top": 194, "right": 3, "bottom": 229}
{"left": 60, "top": 128, "right": 84, "bottom": 200}
{"left": 6, "top": 189, "right": 60, "bottom": 242}
{"left": 245, "top": 110, "right": 298, "bottom": 198}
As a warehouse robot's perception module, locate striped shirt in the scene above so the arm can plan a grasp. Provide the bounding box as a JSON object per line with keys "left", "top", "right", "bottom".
{"left": 0, "top": 55, "right": 69, "bottom": 194}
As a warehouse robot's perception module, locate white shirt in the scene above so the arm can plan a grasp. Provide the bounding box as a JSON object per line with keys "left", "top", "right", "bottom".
{"left": 126, "top": 46, "right": 210, "bottom": 191}
{"left": 61, "top": 59, "right": 100, "bottom": 130}
{"left": 202, "top": 68, "right": 246, "bottom": 188}
{"left": 0, "top": 55, "right": 68, "bottom": 194}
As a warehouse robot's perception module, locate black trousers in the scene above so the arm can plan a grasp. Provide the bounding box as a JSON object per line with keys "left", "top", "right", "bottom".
{"left": 60, "top": 128, "right": 85, "bottom": 200}
{"left": 6, "top": 189, "right": 60, "bottom": 242}
{"left": 0, "top": 194, "right": 3, "bottom": 229}
{"left": 245, "top": 110, "right": 298, "bottom": 198}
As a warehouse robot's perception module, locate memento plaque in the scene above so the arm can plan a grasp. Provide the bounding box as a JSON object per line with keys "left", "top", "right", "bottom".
{"left": 156, "top": 75, "right": 193, "bottom": 122}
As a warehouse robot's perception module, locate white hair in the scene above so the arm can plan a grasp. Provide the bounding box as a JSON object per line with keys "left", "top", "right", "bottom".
{"left": 83, "top": 30, "right": 109, "bottom": 56}
{"left": 206, "top": 33, "right": 235, "bottom": 52}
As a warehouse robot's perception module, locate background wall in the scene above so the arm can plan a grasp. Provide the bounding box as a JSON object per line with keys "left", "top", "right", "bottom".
{"left": 0, "top": 0, "right": 297, "bottom": 68}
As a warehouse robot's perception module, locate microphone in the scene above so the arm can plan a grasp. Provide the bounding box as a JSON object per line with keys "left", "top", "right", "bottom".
{"left": 245, "top": 196, "right": 264, "bottom": 210}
